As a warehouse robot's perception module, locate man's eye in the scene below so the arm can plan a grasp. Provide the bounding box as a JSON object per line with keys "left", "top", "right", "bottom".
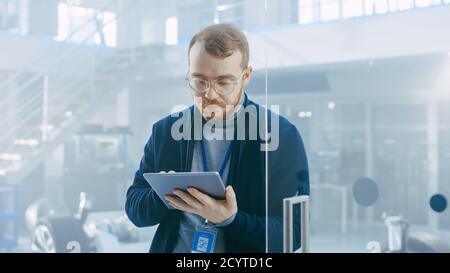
{"left": 193, "top": 79, "right": 208, "bottom": 88}
{"left": 193, "top": 78, "right": 206, "bottom": 83}
{"left": 217, "top": 81, "right": 233, "bottom": 86}
{"left": 197, "top": 79, "right": 207, "bottom": 84}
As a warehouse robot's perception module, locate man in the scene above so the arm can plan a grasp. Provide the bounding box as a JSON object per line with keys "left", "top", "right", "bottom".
{"left": 125, "top": 24, "right": 309, "bottom": 253}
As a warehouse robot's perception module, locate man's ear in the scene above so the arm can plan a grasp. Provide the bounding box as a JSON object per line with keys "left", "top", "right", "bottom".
{"left": 242, "top": 66, "right": 253, "bottom": 86}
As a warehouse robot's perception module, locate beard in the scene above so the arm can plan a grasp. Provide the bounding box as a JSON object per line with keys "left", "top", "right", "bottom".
{"left": 202, "top": 97, "right": 227, "bottom": 111}
{"left": 195, "top": 87, "right": 243, "bottom": 120}
{"left": 202, "top": 103, "right": 225, "bottom": 120}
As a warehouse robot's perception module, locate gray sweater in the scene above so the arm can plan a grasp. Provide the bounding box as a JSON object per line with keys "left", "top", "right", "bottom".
{"left": 172, "top": 97, "right": 243, "bottom": 253}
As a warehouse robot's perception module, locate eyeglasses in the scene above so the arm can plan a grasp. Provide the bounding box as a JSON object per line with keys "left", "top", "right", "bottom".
{"left": 185, "top": 70, "right": 246, "bottom": 95}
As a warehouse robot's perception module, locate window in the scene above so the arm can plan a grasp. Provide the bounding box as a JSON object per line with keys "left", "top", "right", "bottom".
{"left": 342, "top": 0, "right": 364, "bottom": 18}
{"left": 165, "top": 16, "right": 178, "bottom": 45}
{"left": 54, "top": 3, "right": 117, "bottom": 47}
{"left": 398, "top": 0, "right": 414, "bottom": 10}
{"left": 415, "top": 0, "right": 442, "bottom": 7}
{"left": 95, "top": 12, "right": 117, "bottom": 47}
{"left": 296, "top": 0, "right": 447, "bottom": 25}
{"left": 298, "top": 0, "right": 315, "bottom": 24}
{"left": 320, "top": 0, "right": 340, "bottom": 21}
{"left": 215, "top": 0, "right": 244, "bottom": 27}
{"left": 364, "top": 0, "right": 375, "bottom": 15}
{"left": 374, "top": 0, "right": 389, "bottom": 14}
{"left": 0, "top": 0, "right": 19, "bottom": 30}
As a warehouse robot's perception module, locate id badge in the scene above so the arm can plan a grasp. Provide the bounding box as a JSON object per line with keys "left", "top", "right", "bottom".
{"left": 191, "top": 224, "right": 217, "bottom": 253}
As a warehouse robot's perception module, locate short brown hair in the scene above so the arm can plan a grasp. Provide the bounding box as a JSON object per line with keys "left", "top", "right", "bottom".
{"left": 188, "top": 23, "right": 249, "bottom": 69}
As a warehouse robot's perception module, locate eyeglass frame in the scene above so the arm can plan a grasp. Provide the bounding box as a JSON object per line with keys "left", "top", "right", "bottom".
{"left": 185, "top": 69, "right": 247, "bottom": 95}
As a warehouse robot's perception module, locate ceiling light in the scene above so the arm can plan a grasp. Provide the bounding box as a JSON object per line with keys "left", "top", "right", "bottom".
{"left": 14, "top": 139, "right": 39, "bottom": 146}
{"left": 0, "top": 154, "right": 22, "bottom": 161}
{"left": 328, "top": 102, "right": 336, "bottom": 110}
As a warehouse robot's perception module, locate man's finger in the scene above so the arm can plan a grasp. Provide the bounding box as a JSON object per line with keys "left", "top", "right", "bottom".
{"left": 225, "top": 186, "right": 236, "bottom": 203}
{"left": 173, "top": 189, "right": 203, "bottom": 209}
{"left": 187, "top": 187, "right": 215, "bottom": 207}
{"left": 165, "top": 195, "right": 194, "bottom": 212}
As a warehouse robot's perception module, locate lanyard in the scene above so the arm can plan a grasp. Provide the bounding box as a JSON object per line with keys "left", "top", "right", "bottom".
{"left": 200, "top": 138, "right": 235, "bottom": 178}
{"left": 199, "top": 136, "right": 235, "bottom": 228}
{"left": 198, "top": 94, "right": 246, "bottom": 178}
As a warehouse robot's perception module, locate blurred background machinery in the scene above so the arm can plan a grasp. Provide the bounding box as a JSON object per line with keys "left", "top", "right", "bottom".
{"left": 0, "top": 0, "right": 449, "bottom": 252}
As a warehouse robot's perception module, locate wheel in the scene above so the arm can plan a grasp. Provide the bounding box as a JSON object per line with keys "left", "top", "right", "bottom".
{"left": 30, "top": 216, "right": 94, "bottom": 253}
{"left": 25, "top": 199, "right": 70, "bottom": 233}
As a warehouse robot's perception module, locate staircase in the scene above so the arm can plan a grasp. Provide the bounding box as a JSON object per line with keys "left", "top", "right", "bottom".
{"left": 0, "top": 0, "right": 140, "bottom": 184}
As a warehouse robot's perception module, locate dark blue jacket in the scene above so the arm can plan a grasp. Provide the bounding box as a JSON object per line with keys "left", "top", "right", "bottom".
{"left": 125, "top": 95, "right": 309, "bottom": 253}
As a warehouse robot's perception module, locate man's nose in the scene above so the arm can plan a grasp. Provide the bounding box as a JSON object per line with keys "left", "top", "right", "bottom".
{"left": 204, "top": 84, "right": 220, "bottom": 100}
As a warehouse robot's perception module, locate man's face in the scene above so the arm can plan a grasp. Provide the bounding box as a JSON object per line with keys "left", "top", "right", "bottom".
{"left": 188, "top": 41, "right": 252, "bottom": 120}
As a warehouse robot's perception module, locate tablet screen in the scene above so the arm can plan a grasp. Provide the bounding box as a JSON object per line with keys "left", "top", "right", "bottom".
{"left": 143, "top": 172, "right": 226, "bottom": 209}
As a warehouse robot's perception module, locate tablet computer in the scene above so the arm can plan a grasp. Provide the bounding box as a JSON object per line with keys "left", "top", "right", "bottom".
{"left": 143, "top": 172, "right": 226, "bottom": 209}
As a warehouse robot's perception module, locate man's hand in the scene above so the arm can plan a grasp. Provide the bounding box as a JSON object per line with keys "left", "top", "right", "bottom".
{"left": 164, "top": 186, "right": 237, "bottom": 225}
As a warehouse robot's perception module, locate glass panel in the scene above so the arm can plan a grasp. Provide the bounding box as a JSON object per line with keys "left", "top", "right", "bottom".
{"left": 2, "top": 0, "right": 450, "bottom": 254}
{"left": 263, "top": 0, "right": 450, "bottom": 254}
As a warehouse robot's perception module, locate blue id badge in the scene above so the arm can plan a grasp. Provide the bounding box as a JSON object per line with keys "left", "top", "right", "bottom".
{"left": 191, "top": 224, "right": 217, "bottom": 253}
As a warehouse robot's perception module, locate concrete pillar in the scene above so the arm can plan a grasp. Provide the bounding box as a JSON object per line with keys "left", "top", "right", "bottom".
{"left": 427, "top": 98, "right": 439, "bottom": 231}
{"left": 365, "top": 101, "right": 374, "bottom": 224}
{"left": 42, "top": 75, "right": 49, "bottom": 142}
{"left": 7, "top": 73, "right": 18, "bottom": 145}
{"left": 44, "top": 145, "right": 65, "bottom": 205}
{"left": 117, "top": 0, "right": 141, "bottom": 49}
{"left": 116, "top": 87, "right": 129, "bottom": 126}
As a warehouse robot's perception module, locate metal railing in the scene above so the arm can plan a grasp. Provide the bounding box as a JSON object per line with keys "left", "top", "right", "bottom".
{"left": 0, "top": 0, "right": 138, "bottom": 174}
{"left": 283, "top": 195, "right": 310, "bottom": 253}
{"left": 0, "top": 0, "right": 138, "bottom": 147}
{"left": 0, "top": 0, "right": 120, "bottom": 93}
{"left": 0, "top": 49, "right": 134, "bottom": 148}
